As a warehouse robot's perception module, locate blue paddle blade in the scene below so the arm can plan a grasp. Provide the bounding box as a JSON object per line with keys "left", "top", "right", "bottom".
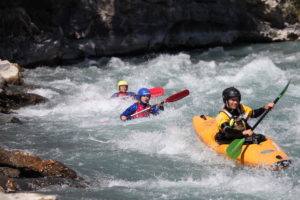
{"left": 226, "top": 138, "right": 245, "bottom": 159}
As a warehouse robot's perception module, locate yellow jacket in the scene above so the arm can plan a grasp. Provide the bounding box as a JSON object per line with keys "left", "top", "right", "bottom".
{"left": 216, "top": 104, "right": 253, "bottom": 131}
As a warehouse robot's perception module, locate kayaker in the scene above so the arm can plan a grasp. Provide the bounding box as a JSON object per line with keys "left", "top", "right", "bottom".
{"left": 120, "top": 88, "right": 164, "bottom": 121}
{"left": 111, "top": 80, "right": 136, "bottom": 99}
{"left": 215, "top": 87, "right": 275, "bottom": 144}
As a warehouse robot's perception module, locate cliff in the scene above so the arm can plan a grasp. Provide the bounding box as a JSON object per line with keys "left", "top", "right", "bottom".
{"left": 0, "top": 0, "right": 299, "bottom": 67}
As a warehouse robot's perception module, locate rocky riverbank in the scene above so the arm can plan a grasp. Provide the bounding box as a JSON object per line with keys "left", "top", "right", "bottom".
{"left": 0, "top": 149, "right": 83, "bottom": 192}
{"left": 0, "top": 0, "right": 300, "bottom": 67}
{"left": 0, "top": 60, "right": 46, "bottom": 114}
{"left": 0, "top": 60, "right": 84, "bottom": 198}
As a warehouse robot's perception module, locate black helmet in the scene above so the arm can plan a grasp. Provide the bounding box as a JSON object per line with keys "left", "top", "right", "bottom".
{"left": 222, "top": 87, "right": 241, "bottom": 103}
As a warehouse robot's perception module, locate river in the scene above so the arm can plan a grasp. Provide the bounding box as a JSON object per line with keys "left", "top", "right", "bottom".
{"left": 1, "top": 41, "right": 300, "bottom": 200}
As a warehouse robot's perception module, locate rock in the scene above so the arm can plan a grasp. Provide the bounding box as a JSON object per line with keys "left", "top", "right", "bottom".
{"left": 0, "top": 168, "right": 20, "bottom": 178}
{"left": 9, "top": 117, "right": 22, "bottom": 124}
{"left": 0, "top": 60, "right": 47, "bottom": 114}
{"left": 0, "top": 89, "right": 47, "bottom": 111}
{"left": 13, "top": 177, "right": 85, "bottom": 191}
{"left": 0, "top": 150, "right": 78, "bottom": 179}
{"left": 259, "top": 22, "right": 300, "bottom": 41}
{"left": 0, "top": 192, "right": 57, "bottom": 200}
{"left": 0, "top": 108, "right": 12, "bottom": 114}
{"left": 0, "top": 175, "right": 18, "bottom": 193}
{"left": 0, "top": 60, "right": 22, "bottom": 85}
{"left": 0, "top": 150, "right": 84, "bottom": 192}
{"left": 0, "top": 76, "right": 6, "bottom": 90}
{"left": 20, "top": 85, "right": 39, "bottom": 90}
{"left": 0, "top": 0, "right": 299, "bottom": 67}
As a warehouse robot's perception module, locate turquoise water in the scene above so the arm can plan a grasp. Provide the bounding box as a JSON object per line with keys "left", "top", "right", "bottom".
{"left": 1, "top": 41, "right": 300, "bottom": 199}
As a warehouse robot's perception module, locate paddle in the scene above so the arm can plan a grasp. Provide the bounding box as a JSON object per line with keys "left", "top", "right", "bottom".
{"left": 129, "top": 89, "right": 190, "bottom": 118}
{"left": 149, "top": 87, "right": 164, "bottom": 98}
{"left": 130, "top": 88, "right": 164, "bottom": 99}
{"left": 226, "top": 80, "right": 291, "bottom": 159}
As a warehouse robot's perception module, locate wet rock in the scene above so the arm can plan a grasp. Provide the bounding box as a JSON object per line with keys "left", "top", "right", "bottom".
{"left": 0, "top": 150, "right": 84, "bottom": 192}
{"left": 0, "top": 168, "right": 20, "bottom": 178}
{"left": 9, "top": 117, "right": 22, "bottom": 124}
{"left": 0, "top": 108, "right": 12, "bottom": 114}
{"left": 0, "top": 150, "right": 78, "bottom": 179}
{"left": 0, "top": 89, "right": 47, "bottom": 111}
{"left": 13, "top": 177, "right": 85, "bottom": 191}
{"left": 0, "top": 175, "right": 18, "bottom": 193}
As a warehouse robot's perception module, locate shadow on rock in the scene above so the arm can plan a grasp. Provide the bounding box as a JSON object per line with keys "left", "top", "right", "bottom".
{"left": 0, "top": 150, "right": 85, "bottom": 193}
{"left": 0, "top": 88, "right": 47, "bottom": 112}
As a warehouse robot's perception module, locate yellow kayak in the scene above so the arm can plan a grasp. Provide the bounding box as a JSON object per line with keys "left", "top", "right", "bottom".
{"left": 193, "top": 115, "right": 291, "bottom": 170}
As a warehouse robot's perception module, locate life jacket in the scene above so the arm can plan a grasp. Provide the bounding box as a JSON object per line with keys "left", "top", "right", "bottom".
{"left": 220, "top": 104, "right": 252, "bottom": 131}
{"left": 117, "top": 92, "right": 129, "bottom": 97}
{"left": 131, "top": 102, "right": 151, "bottom": 119}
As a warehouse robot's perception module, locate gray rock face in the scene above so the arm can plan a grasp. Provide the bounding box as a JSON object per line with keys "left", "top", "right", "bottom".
{"left": 0, "top": 0, "right": 299, "bottom": 66}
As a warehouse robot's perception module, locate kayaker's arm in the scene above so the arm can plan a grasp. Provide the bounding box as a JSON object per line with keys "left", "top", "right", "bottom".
{"left": 120, "top": 104, "right": 138, "bottom": 120}
{"left": 111, "top": 93, "right": 118, "bottom": 98}
{"left": 150, "top": 102, "right": 164, "bottom": 115}
{"left": 252, "top": 103, "right": 275, "bottom": 118}
{"left": 221, "top": 122, "right": 244, "bottom": 139}
{"left": 252, "top": 107, "right": 265, "bottom": 118}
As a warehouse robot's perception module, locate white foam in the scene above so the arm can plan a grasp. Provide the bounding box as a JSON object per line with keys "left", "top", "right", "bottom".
{"left": 9, "top": 46, "right": 300, "bottom": 200}
{"left": 218, "top": 57, "right": 286, "bottom": 87}
{"left": 0, "top": 192, "right": 57, "bottom": 200}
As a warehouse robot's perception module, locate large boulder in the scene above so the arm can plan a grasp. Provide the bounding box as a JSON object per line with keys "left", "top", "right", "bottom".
{"left": 0, "top": 149, "right": 84, "bottom": 192}
{"left": 0, "top": 89, "right": 47, "bottom": 110}
{"left": 0, "top": 60, "right": 22, "bottom": 85}
{"left": 0, "top": 150, "right": 78, "bottom": 179}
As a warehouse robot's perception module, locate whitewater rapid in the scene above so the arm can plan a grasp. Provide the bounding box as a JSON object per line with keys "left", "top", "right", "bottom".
{"left": 2, "top": 42, "right": 300, "bottom": 200}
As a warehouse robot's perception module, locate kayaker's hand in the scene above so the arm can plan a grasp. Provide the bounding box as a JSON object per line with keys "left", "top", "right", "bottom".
{"left": 264, "top": 102, "right": 275, "bottom": 110}
{"left": 156, "top": 101, "right": 164, "bottom": 107}
{"left": 121, "top": 116, "right": 127, "bottom": 121}
{"left": 242, "top": 129, "right": 253, "bottom": 136}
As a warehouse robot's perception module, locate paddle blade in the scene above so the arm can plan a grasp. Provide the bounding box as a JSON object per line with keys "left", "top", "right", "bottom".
{"left": 226, "top": 138, "right": 245, "bottom": 159}
{"left": 149, "top": 88, "right": 164, "bottom": 98}
{"left": 278, "top": 80, "right": 291, "bottom": 99}
{"left": 165, "top": 89, "right": 190, "bottom": 103}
